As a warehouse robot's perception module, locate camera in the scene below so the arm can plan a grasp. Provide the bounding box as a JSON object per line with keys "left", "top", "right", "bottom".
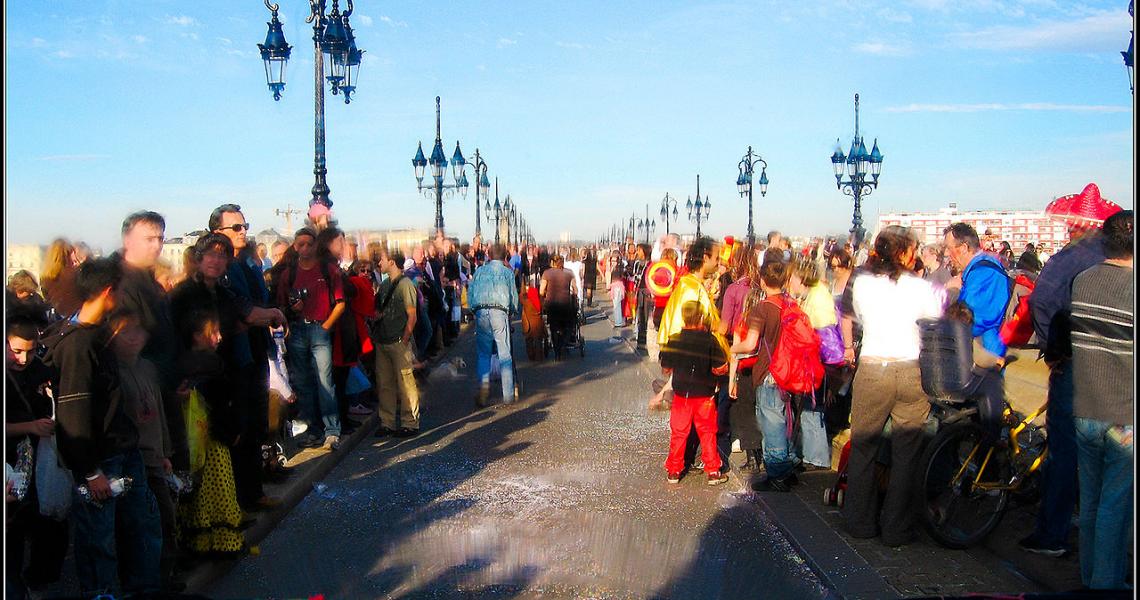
{"left": 288, "top": 288, "right": 310, "bottom": 306}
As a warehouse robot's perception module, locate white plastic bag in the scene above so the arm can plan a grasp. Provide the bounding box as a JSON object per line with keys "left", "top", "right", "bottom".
{"left": 36, "top": 436, "right": 74, "bottom": 520}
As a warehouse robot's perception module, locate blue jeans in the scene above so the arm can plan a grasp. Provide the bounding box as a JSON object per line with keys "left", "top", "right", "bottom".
{"left": 476, "top": 310, "right": 514, "bottom": 401}
{"left": 1034, "top": 360, "right": 1077, "bottom": 547}
{"left": 70, "top": 450, "right": 162, "bottom": 596}
{"left": 756, "top": 377, "right": 793, "bottom": 479}
{"left": 1075, "top": 417, "right": 1134, "bottom": 589}
{"left": 286, "top": 321, "right": 341, "bottom": 437}
{"left": 611, "top": 294, "right": 625, "bottom": 327}
{"left": 800, "top": 408, "right": 831, "bottom": 468}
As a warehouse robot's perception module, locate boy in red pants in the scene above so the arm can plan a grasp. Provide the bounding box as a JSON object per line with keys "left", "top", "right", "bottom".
{"left": 660, "top": 301, "right": 729, "bottom": 485}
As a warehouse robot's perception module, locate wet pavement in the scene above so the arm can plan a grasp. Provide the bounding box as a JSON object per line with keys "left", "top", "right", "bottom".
{"left": 205, "top": 311, "right": 829, "bottom": 599}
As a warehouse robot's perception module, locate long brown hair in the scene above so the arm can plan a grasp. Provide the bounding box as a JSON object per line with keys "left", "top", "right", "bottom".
{"left": 40, "top": 238, "right": 74, "bottom": 284}
{"left": 867, "top": 225, "right": 917, "bottom": 281}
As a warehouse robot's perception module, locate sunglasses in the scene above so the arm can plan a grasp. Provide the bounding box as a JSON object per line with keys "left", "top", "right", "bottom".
{"left": 218, "top": 223, "right": 251, "bottom": 233}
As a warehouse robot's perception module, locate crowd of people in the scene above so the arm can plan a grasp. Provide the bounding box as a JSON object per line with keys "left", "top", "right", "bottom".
{"left": 4, "top": 200, "right": 1134, "bottom": 596}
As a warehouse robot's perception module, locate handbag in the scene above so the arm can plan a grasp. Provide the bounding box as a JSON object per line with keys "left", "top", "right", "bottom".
{"left": 817, "top": 323, "right": 845, "bottom": 365}
{"left": 6, "top": 372, "right": 73, "bottom": 519}
{"left": 184, "top": 387, "right": 210, "bottom": 476}
{"left": 345, "top": 365, "right": 372, "bottom": 396}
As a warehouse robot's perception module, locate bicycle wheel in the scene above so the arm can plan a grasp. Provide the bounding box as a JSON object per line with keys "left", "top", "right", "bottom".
{"left": 918, "top": 421, "right": 1010, "bottom": 549}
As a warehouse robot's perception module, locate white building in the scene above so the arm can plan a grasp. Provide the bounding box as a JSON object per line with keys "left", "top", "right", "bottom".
{"left": 875, "top": 204, "right": 1070, "bottom": 256}
{"left": 6, "top": 244, "right": 44, "bottom": 283}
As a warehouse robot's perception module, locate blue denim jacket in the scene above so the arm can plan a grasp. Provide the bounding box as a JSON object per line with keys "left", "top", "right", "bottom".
{"left": 468, "top": 260, "right": 519, "bottom": 315}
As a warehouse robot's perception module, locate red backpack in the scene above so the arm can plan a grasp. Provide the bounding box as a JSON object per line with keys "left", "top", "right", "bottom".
{"left": 999, "top": 273, "right": 1037, "bottom": 347}
{"left": 763, "top": 295, "right": 825, "bottom": 394}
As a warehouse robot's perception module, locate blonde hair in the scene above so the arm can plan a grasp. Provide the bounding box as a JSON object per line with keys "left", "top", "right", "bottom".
{"left": 41, "top": 238, "right": 74, "bottom": 284}
{"left": 793, "top": 257, "right": 822, "bottom": 288}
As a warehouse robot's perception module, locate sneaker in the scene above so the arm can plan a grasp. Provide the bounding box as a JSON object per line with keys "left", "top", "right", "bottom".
{"left": 348, "top": 403, "right": 373, "bottom": 416}
{"left": 375, "top": 426, "right": 396, "bottom": 438}
{"left": 289, "top": 420, "right": 309, "bottom": 438}
{"left": 298, "top": 434, "right": 323, "bottom": 449}
{"left": 323, "top": 435, "right": 340, "bottom": 450}
{"left": 394, "top": 428, "right": 419, "bottom": 438}
{"left": 1018, "top": 535, "right": 1068, "bottom": 557}
{"left": 750, "top": 476, "right": 792, "bottom": 493}
{"left": 667, "top": 472, "right": 682, "bottom": 484}
{"left": 706, "top": 471, "right": 728, "bottom": 485}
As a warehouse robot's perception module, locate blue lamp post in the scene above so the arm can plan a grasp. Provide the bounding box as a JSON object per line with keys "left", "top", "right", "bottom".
{"left": 659, "top": 192, "right": 679, "bottom": 236}
{"left": 686, "top": 174, "right": 711, "bottom": 237}
{"left": 1125, "top": 0, "right": 1134, "bottom": 94}
{"left": 413, "top": 96, "right": 472, "bottom": 236}
{"left": 451, "top": 142, "right": 491, "bottom": 238}
{"left": 736, "top": 145, "right": 770, "bottom": 245}
{"left": 257, "top": 0, "right": 363, "bottom": 210}
{"left": 829, "top": 93, "right": 883, "bottom": 249}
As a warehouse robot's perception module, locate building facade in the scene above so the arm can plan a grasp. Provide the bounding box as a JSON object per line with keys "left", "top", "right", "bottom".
{"left": 6, "top": 244, "right": 44, "bottom": 283}
{"left": 875, "top": 204, "right": 1070, "bottom": 256}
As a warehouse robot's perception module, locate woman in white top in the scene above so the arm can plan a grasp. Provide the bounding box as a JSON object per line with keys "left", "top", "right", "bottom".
{"left": 564, "top": 248, "right": 585, "bottom": 311}
{"left": 841, "top": 225, "right": 944, "bottom": 547}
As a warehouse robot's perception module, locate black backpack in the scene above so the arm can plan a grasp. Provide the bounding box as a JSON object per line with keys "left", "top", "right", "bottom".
{"left": 917, "top": 317, "right": 975, "bottom": 398}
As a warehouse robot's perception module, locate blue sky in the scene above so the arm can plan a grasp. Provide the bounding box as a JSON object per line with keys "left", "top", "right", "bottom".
{"left": 5, "top": 1, "right": 1135, "bottom": 251}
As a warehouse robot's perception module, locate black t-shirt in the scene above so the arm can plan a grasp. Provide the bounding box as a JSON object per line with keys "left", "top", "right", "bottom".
{"left": 660, "top": 328, "right": 727, "bottom": 398}
{"left": 5, "top": 359, "right": 56, "bottom": 464}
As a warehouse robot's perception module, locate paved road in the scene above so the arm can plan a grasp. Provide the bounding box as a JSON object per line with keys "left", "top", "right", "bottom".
{"left": 206, "top": 313, "right": 828, "bottom": 599}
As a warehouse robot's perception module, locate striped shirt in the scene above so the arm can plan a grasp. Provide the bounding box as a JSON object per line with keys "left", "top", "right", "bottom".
{"left": 1070, "top": 262, "right": 1134, "bottom": 425}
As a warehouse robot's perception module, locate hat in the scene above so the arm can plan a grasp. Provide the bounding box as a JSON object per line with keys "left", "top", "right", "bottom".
{"left": 308, "top": 202, "right": 332, "bottom": 221}
{"left": 645, "top": 260, "right": 678, "bottom": 297}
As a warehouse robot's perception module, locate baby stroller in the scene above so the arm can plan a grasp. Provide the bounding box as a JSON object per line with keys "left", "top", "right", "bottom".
{"left": 543, "top": 295, "right": 585, "bottom": 360}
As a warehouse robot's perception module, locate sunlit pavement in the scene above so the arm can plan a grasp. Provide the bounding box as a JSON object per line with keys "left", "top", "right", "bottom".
{"left": 203, "top": 310, "right": 830, "bottom": 599}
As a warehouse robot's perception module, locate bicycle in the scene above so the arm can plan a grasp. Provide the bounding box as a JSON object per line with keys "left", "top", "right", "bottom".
{"left": 917, "top": 392, "right": 1048, "bottom": 549}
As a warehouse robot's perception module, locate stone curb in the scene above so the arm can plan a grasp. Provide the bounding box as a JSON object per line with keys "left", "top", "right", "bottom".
{"left": 184, "top": 325, "right": 472, "bottom": 595}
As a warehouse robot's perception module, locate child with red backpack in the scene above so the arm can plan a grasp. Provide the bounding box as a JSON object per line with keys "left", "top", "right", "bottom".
{"left": 730, "top": 261, "right": 824, "bottom": 492}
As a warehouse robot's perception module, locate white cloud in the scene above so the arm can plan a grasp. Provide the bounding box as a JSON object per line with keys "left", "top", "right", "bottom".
{"left": 877, "top": 7, "right": 914, "bottom": 23}
{"left": 165, "top": 15, "right": 196, "bottom": 27}
{"left": 556, "top": 41, "right": 589, "bottom": 50}
{"left": 51, "top": 50, "right": 75, "bottom": 59}
{"left": 132, "top": 35, "right": 147, "bottom": 44}
{"left": 379, "top": 15, "right": 407, "bottom": 28}
{"left": 31, "top": 37, "right": 47, "bottom": 47}
{"left": 949, "top": 11, "right": 1127, "bottom": 52}
{"left": 853, "top": 41, "right": 910, "bottom": 56}
{"left": 497, "top": 37, "right": 517, "bottom": 48}
{"left": 357, "top": 15, "right": 373, "bottom": 26}
{"left": 218, "top": 37, "right": 233, "bottom": 46}
{"left": 886, "top": 102, "right": 1130, "bottom": 113}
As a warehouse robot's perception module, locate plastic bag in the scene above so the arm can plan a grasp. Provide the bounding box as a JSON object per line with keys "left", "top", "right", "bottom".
{"left": 345, "top": 365, "right": 372, "bottom": 396}
{"left": 36, "top": 435, "right": 74, "bottom": 520}
{"left": 184, "top": 388, "right": 209, "bottom": 476}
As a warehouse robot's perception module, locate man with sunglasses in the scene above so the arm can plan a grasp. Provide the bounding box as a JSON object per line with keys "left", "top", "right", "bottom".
{"left": 209, "top": 204, "right": 288, "bottom": 509}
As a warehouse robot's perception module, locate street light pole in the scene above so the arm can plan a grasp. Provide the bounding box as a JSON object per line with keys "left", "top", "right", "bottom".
{"left": 413, "top": 97, "right": 471, "bottom": 237}
{"left": 659, "top": 192, "right": 678, "bottom": 236}
{"left": 686, "top": 174, "right": 711, "bottom": 237}
{"left": 258, "top": 0, "right": 362, "bottom": 211}
{"left": 637, "top": 203, "right": 656, "bottom": 244}
{"left": 830, "top": 93, "right": 884, "bottom": 250}
{"left": 736, "top": 146, "right": 770, "bottom": 246}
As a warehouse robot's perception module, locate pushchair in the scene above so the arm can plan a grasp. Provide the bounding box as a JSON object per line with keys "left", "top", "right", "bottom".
{"left": 543, "top": 295, "right": 585, "bottom": 360}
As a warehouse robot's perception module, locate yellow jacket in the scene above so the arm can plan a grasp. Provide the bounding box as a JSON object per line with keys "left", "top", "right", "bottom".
{"left": 657, "top": 272, "right": 730, "bottom": 355}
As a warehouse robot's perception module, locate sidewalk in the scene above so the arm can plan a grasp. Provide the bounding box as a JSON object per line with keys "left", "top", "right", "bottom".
{"left": 621, "top": 313, "right": 1086, "bottom": 599}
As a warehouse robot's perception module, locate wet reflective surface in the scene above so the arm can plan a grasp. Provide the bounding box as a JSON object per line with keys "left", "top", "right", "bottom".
{"left": 207, "top": 313, "right": 828, "bottom": 599}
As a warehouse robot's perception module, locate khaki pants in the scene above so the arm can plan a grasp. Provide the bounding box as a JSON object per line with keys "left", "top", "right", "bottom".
{"left": 375, "top": 341, "right": 420, "bottom": 430}
{"left": 842, "top": 360, "right": 929, "bottom": 545}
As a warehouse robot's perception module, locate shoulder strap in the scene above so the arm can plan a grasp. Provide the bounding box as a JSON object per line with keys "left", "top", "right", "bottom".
{"left": 6, "top": 370, "right": 36, "bottom": 416}
{"left": 376, "top": 275, "right": 405, "bottom": 315}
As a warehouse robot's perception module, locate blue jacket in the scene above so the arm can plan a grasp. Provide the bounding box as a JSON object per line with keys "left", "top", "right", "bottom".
{"left": 1029, "top": 232, "right": 1106, "bottom": 361}
{"left": 960, "top": 253, "right": 1011, "bottom": 357}
{"left": 222, "top": 248, "right": 273, "bottom": 365}
{"left": 468, "top": 260, "right": 520, "bottom": 315}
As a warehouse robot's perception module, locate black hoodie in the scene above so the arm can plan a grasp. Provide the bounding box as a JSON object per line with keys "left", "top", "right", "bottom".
{"left": 41, "top": 319, "right": 139, "bottom": 478}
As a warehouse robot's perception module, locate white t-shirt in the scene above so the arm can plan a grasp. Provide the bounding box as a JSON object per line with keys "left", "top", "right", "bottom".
{"left": 564, "top": 260, "right": 585, "bottom": 303}
{"left": 851, "top": 272, "right": 945, "bottom": 361}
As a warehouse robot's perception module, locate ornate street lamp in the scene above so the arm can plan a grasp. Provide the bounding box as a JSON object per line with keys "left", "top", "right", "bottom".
{"left": 451, "top": 144, "right": 491, "bottom": 237}
{"left": 659, "top": 192, "right": 679, "bottom": 236}
{"left": 413, "top": 96, "right": 471, "bottom": 235}
{"left": 258, "top": 0, "right": 363, "bottom": 210}
{"left": 637, "top": 204, "right": 656, "bottom": 244}
{"left": 685, "top": 174, "right": 711, "bottom": 237}
{"left": 1124, "top": 0, "right": 1134, "bottom": 94}
{"left": 829, "top": 93, "right": 883, "bottom": 249}
{"left": 736, "top": 146, "right": 770, "bottom": 245}
{"left": 485, "top": 178, "right": 506, "bottom": 245}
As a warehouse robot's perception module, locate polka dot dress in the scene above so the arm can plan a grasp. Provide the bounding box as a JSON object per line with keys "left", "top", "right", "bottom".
{"left": 178, "top": 438, "right": 244, "bottom": 555}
